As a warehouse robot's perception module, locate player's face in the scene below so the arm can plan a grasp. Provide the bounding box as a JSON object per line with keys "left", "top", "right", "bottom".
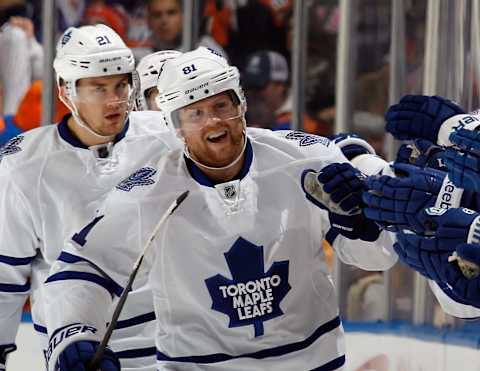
{"left": 176, "top": 92, "right": 245, "bottom": 167}
{"left": 148, "top": 0, "right": 182, "bottom": 44}
{"left": 74, "top": 74, "right": 131, "bottom": 136}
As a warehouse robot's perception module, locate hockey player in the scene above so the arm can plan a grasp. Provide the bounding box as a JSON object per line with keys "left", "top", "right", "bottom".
{"left": 135, "top": 50, "right": 182, "bottom": 111}
{"left": 0, "top": 24, "right": 180, "bottom": 370}
{"left": 43, "top": 46, "right": 396, "bottom": 371}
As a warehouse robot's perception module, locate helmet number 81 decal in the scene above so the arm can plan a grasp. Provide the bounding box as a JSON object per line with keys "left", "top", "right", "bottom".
{"left": 96, "top": 35, "right": 112, "bottom": 46}
{"left": 182, "top": 64, "right": 197, "bottom": 74}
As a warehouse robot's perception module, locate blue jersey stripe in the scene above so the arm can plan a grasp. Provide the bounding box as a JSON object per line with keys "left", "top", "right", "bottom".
{"left": 0, "top": 281, "right": 30, "bottom": 292}
{"left": 115, "top": 312, "right": 156, "bottom": 329}
{"left": 45, "top": 271, "right": 123, "bottom": 297}
{"left": 116, "top": 346, "right": 157, "bottom": 359}
{"left": 310, "top": 355, "right": 345, "bottom": 370}
{"left": 0, "top": 254, "right": 35, "bottom": 266}
{"left": 34, "top": 323, "right": 48, "bottom": 334}
{"left": 56, "top": 252, "right": 124, "bottom": 296}
{"left": 156, "top": 316, "right": 341, "bottom": 364}
{"left": 58, "top": 251, "right": 90, "bottom": 264}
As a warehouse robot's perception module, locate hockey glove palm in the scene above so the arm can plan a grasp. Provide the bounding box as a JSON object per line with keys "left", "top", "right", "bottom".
{"left": 302, "top": 162, "right": 380, "bottom": 241}
{"left": 56, "top": 341, "right": 120, "bottom": 371}
{"left": 385, "top": 95, "right": 464, "bottom": 142}
{"left": 395, "top": 139, "right": 447, "bottom": 171}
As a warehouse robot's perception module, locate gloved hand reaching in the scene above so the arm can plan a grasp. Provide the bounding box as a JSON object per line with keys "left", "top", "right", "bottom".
{"left": 362, "top": 163, "right": 456, "bottom": 233}
{"left": 395, "top": 206, "right": 480, "bottom": 307}
{"left": 385, "top": 95, "right": 466, "bottom": 143}
{"left": 302, "top": 162, "right": 380, "bottom": 241}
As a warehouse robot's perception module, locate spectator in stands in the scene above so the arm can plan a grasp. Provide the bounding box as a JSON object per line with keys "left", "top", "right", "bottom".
{"left": 132, "top": 0, "right": 226, "bottom": 60}
{"left": 0, "top": 5, "right": 42, "bottom": 117}
{"left": 82, "top": 0, "right": 128, "bottom": 41}
{"left": 226, "top": 1, "right": 290, "bottom": 69}
{"left": 242, "top": 49, "right": 322, "bottom": 134}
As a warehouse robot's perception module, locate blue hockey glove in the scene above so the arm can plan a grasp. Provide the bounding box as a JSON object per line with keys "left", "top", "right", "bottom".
{"left": 395, "top": 139, "right": 447, "bottom": 171}
{"left": 363, "top": 163, "right": 449, "bottom": 232}
{"left": 443, "top": 128, "right": 480, "bottom": 192}
{"left": 394, "top": 207, "right": 479, "bottom": 282}
{"left": 385, "top": 95, "right": 465, "bottom": 142}
{"left": 56, "top": 341, "right": 120, "bottom": 371}
{"left": 329, "top": 132, "right": 375, "bottom": 160}
{"left": 302, "top": 162, "right": 381, "bottom": 241}
{"left": 443, "top": 242, "right": 480, "bottom": 307}
{"left": 0, "top": 344, "right": 16, "bottom": 371}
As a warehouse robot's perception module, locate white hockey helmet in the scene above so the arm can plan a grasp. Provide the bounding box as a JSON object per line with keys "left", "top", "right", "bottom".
{"left": 155, "top": 46, "right": 246, "bottom": 128}
{"left": 54, "top": 24, "right": 136, "bottom": 100}
{"left": 136, "top": 50, "right": 182, "bottom": 110}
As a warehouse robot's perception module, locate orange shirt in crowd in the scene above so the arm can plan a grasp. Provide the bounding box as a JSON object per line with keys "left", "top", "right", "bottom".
{"left": 14, "top": 80, "right": 70, "bottom": 131}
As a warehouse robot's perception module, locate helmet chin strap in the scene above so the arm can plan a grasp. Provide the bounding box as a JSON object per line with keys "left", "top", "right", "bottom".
{"left": 183, "top": 119, "right": 248, "bottom": 171}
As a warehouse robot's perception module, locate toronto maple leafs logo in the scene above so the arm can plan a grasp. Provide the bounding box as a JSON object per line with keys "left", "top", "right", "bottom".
{"left": 285, "top": 131, "right": 330, "bottom": 147}
{"left": 0, "top": 135, "right": 24, "bottom": 164}
{"left": 116, "top": 167, "right": 157, "bottom": 192}
{"left": 205, "top": 237, "right": 290, "bottom": 337}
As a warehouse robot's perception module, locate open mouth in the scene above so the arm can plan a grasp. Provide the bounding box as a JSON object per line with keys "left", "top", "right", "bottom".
{"left": 206, "top": 129, "right": 228, "bottom": 143}
{"left": 105, "top": 113, "right": 121, "bottom": 121}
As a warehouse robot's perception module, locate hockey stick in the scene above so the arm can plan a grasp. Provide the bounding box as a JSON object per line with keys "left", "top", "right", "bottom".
{"left": 88, "top": 190, "right": 189, "bottom": 370}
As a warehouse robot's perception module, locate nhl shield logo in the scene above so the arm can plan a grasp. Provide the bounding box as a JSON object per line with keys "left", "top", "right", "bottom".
{"left": 223, "top": 185, "right": 237, "bottom": 199}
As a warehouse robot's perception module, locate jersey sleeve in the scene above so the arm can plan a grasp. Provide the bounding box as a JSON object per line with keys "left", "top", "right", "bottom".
{"left": 330, "top": 231, "right": 397, "bottom": 270}
{"left": 44, "top": 250, "right": 115, "bottom": 371}
{"left": 43, "top": 208, "right": 142, "bottom": 370}
{"left": 0, "top": 175, "right": 39, "bottom": 347}
{"left": 428, "top": 280, "right": 480, "bottom": 318}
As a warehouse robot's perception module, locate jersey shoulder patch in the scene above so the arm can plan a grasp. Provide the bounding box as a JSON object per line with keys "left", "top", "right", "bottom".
{"left": 116, "top": 167, "right": 157, "bottom": 192}
{"left": 0, "top": 135, "right": 24, "bottom": 164}
{"left": 284, "top": 131, "right": 330, "bottom": 147}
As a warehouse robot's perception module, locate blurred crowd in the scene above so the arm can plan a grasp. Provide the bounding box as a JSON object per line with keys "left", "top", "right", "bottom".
{"left": 0, "top": 0, "right": 344, "bottom": 145}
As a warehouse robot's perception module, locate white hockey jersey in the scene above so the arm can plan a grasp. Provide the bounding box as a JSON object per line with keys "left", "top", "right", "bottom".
{"left": 44, "top": 129, "right": 397, "bottom": 371}
{"left": 0, "top": 111, "right": 181, "bottom": 370}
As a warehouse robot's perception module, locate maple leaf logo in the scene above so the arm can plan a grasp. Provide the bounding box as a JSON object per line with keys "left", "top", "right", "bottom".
{"left": 0, "top": 135, "right": 24, "bottom": 164}
{"left": 205, "top": 237, "right": 290, "bottom": 337}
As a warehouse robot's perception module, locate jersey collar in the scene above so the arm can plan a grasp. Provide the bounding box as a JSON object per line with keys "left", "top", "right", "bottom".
{"left": 57, "top": 113, "right": 130, "bottom": 149}
{"left": 185, "top": 137, "right": 253, "bottom": 187}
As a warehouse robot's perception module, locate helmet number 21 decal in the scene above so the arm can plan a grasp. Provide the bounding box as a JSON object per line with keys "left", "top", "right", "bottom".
{"left": 96, "top": 35, "right": 112, "bottom": 46}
